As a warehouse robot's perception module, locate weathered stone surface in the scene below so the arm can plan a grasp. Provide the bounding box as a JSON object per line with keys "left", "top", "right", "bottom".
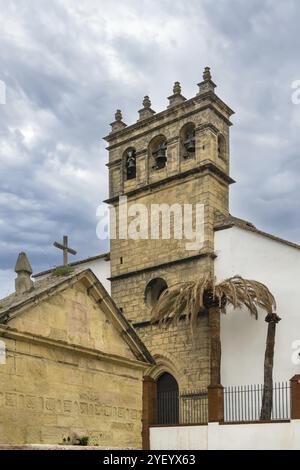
{"left": 106, "top": 76, "right": 234, "bottom": 390}
{"left": 0, "top": 277, "right": 149, "bottom": 449}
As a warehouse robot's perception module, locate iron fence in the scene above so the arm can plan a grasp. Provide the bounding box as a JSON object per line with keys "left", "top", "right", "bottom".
{"left": 224, "top": 382, "right": 290, "bottom": 422}
{"left": 157, "top": 390, "right": 179, "bottom": 425}
{"left": 157, "top": 389, "right": 208, "bottom": 425}
{"left": 156, "top": 382, "right": 290, "bottom": 426}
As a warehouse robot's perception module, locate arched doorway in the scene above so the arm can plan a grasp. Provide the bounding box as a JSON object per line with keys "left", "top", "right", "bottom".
{"left": 156, "top": 372, "right": 179, "bottom": 424}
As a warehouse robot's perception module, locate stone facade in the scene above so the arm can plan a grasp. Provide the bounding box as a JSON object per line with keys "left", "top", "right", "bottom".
{"left": 105, "top": 71, "right": 234, "bottom": 391}
{"left": 0, "top": 271, "right": 150, "bottom": 448}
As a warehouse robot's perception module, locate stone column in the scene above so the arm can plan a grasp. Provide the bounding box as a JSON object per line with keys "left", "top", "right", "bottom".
{"left": 142, "top": 376, "right": 157, "bottom": 450}
{"left": 208, "top": 384, "right": 224, "bottom": 423}
{"left": 290, "top": 375, "right": 300, "bottom": 420}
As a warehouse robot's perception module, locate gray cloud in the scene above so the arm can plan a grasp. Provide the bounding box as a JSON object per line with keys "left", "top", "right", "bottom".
{"left": 0, "top": 0, "right": 300, "bottom": 295}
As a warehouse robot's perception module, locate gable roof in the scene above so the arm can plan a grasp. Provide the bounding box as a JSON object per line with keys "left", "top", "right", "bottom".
{"left": 0, "top": 267, "right": 154, "bottom": 365}
{"left": 214, "top": 213, "right": 300, "bottom": 251}
{"left": 33, "top": 252, "right": 110, "bottom": 279}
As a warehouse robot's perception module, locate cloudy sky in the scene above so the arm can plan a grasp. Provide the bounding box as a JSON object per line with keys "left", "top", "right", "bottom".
{"left": 0, "top": 0, "right": 300, "bottom": 297}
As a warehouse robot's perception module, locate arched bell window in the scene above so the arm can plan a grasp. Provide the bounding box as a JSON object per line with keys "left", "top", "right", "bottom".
{"left": 218, "top": 134, "right": 226, "bottom": 160}
{"left": 180, "top": 123, "right": 196, "bottom": 159}
{"left": 149, "top": 135, "right": 168, "bottom": 170}
{"left": 124, "top": 148, "right": 136, "bottom": 180}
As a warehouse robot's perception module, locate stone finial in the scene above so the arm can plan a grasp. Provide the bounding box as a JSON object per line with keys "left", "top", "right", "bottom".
{"left": 138, "top": 96, "right": 155, "bottom": 121}
{"left": 168, "top": 81, "right": 186, "bottom": 108}
{"left": 203, "top": 67, "right": 212, "bottom": 81}
{"left": 115, "top": 109, "right": 123, "bottom": 121}
{"left": 173, "top": 81, "right": 181, "bottom": 95}
{"left": 110, "top": 109, "right": 127, "bottom": 133}
{"left": 198, "top": 66, "right": 216, "bottom": 95}
{"left": 15, "top": 252, "right": 34, "bottom": 295}
{"left": 15, "top": 252, "right": 33, "bottom": 274}
{"left": 143, "top": 96, "right": 151, "bottom": 109}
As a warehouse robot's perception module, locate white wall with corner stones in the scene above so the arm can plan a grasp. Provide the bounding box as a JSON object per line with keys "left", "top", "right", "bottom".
{"left": 150, "top": 421, "right": 300, "bottom": 450}
{"left": 81, "top": 225, "right": 300, "bottom": 385}
{"left": 214, "top": 226, "right": 300, "bottom": 386}
{"left": 76, "top": 258, "right": 111, "bottom": 293}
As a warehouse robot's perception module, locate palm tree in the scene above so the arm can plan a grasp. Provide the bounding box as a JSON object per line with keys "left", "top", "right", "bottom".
{"left": 260, "top": 312, "right": 281, "bottom": 420}
{"left": 151, "top": 274, "right": 278, "bottom": 419}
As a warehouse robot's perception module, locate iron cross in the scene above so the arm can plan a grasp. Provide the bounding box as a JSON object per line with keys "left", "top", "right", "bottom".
{"left": 53, "top": 235, "right": 77, "bottom": 266}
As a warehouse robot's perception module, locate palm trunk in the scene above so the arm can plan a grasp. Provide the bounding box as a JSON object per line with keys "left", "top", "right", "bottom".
{"left": 209, "top": 306, "right": 221, "bottom": 385}
{"left": 260, "top": 313, "right": 281, "bottom": 421}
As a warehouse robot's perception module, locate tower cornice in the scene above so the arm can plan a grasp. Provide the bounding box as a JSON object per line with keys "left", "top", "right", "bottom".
{"left": 108, "top": 251, "right": 217, "bottom": 282}
{"left": 104, "top": 162, "right": 235, "bottom": 205}
{"left": 104, "top": 91, "right": 234, "bottom": 147}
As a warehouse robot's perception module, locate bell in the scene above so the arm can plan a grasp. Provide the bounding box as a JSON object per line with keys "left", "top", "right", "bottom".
{"left": 127, "top": 157, "right": 136, "bottom": 170}
{"left": 154, "top": 145, "right": 167, "bottom": 169}
{"left": 126, "top": 150, "right": 136, "bottom": 179}
{"left": 184, "top": 133, "right": 195, "bottom": 153}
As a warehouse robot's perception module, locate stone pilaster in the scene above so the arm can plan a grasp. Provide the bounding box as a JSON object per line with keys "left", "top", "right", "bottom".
{"left": 291, "top": 375, "right": 300, "bottom": 420}
{"left": 142, "top": 376, "right": 157, "bottom": 450}
{"left": 208, "top": 384, "right": 224, "bottom": 423}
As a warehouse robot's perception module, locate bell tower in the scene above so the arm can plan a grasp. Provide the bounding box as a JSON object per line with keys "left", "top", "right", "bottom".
{"left": 104, "top": 68, "right": 234, "bottom": 390}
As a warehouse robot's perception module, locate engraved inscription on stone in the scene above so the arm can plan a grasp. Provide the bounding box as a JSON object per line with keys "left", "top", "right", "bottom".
{"left": 1, "top": 391, "right": 140, "bottom": 423}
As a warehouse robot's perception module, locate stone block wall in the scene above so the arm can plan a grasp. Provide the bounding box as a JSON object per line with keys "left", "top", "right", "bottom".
{"left": 0, "top": 331, "right": 144, "bottom": 447}
{"left": 0, "top": 282, "right": 146, "bottom": 448}
{"left": 106, "top": 84, "right": 234, "bottom": 391}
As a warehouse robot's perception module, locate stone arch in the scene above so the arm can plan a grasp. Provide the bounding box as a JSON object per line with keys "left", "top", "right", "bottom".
{"left": 145, "top": 352, "right": 185, "bottom": 390}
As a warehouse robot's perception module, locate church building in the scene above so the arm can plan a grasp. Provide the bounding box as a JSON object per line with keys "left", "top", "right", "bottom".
{"left": 105, "top": 67, "right": 300, "bottom": 391}
{"left": 42, "top": 67, "right": 300, "bottom": 403}
{"left": 3, "top": 67, "right": 300, "bottom": 447}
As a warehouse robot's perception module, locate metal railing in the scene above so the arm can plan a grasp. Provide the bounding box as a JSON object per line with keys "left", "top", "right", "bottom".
{"left": 224, "top": 382, "right": 290, "bottom": 422}
{"left": 180, "top": 390, "right": 208, "bottom": 424}
{"left": 156, "top": 389, "right": 208, "bottom": 425}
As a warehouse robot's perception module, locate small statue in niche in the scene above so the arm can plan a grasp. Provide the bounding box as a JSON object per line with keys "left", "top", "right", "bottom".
{"left": 183, "top": 129, "right": 196, "bottom": 158}
{"left": 126, "top": 149, "right": 136, "bottom": 180}
{"left": 152, "top": 141, "right": 167, "bottom": 170}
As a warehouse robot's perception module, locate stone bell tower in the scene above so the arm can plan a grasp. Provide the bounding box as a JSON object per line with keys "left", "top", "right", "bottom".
{"left": 104, "top": 68, "right": 234, "bottom": 391}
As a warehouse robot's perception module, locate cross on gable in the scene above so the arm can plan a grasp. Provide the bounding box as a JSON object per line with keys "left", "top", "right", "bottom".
{"left": 53, "top": 235, "right": 77, "bottom": 266}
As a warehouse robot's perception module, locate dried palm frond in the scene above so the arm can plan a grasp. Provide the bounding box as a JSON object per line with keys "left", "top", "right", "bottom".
{"left": 151, "top": 274, "right": 277, "bottom": 331}
{"left": 151, "top": 273, "right": 212, "bottom": 332}
{"left": 216, "top": 276, "right": 276, "bottom": 318}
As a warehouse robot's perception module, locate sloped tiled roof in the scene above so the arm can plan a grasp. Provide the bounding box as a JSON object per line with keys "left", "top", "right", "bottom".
{"left": 33, "top": 252, "right": 110, "bottom": 279}
{"left": 214, "top": 213, "right": 300, "bottom": 251}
